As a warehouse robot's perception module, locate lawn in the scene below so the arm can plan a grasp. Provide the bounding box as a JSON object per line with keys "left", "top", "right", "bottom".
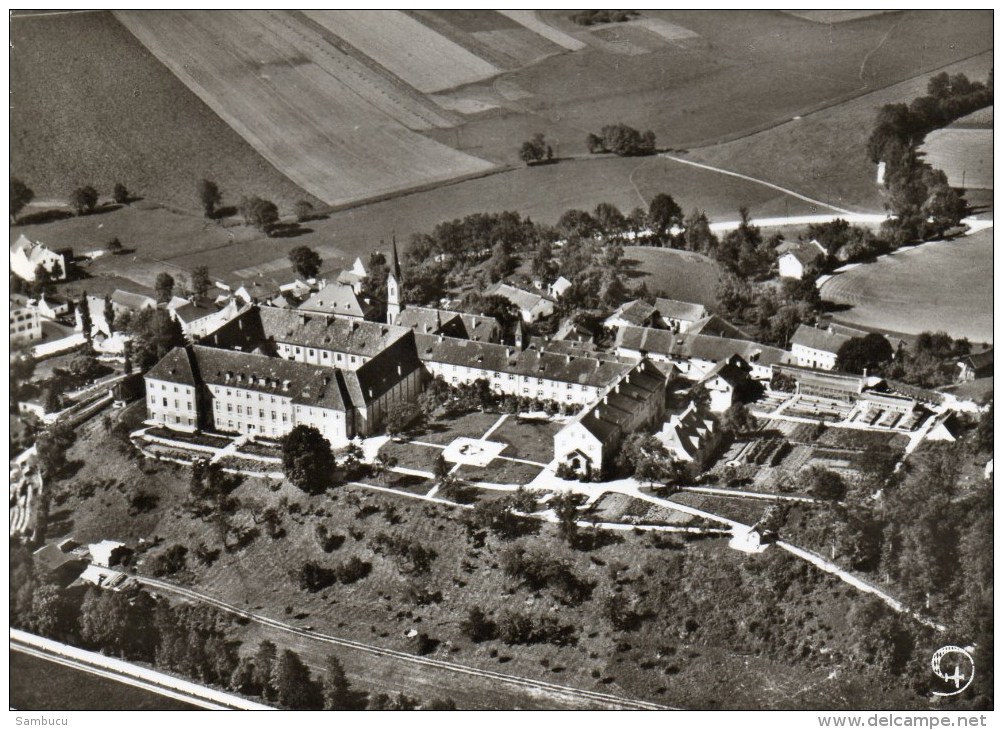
{"left": 411, "top": 410, "right": 503, "bottom": 446}
{"left": 455, "top": 460, "right": 543, "bottom": 486}
{"left": 820, "top": 227, "right": 994, "bottom": 344}
{"left": 620, "top": 246, "right": 723, "bottom": 306}
{"left": 9, "top": 12, "right": 317, "bottom": 212}
{"left": 489, "top": 417, "right": 563, "bottom": 464}
{"left": 377, "top": 440, "right": 444, "bottom": 474}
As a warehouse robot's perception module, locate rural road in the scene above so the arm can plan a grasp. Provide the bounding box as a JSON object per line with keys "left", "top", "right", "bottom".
{"left": 134, "top": 575, "right": 677, "bottom": 711}
{"left": 10, "top": 629, "right": 272, "bottom": 710}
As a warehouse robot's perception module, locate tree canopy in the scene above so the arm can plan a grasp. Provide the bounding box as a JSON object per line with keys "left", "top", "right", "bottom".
{"left": 281, "top": 425, "right": 336, "bottom": 494}
{"left": 288, "top": 246, "right": 322, "bottom": 280}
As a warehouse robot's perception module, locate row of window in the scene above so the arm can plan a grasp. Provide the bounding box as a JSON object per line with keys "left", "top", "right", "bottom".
{"left": 281, "top": 343, "right": 363, "bottom": 365}
{"left": 442, "top": 364, "right": 593, "bottom": 392}
{"left": 10, "top": 322, "right": 39, "bottom": 333}
{"left": 153, "top": 396, "right": 194, "bottom": 411}
{"left": 151, "top": 381, "right": 192, "bottom": 396}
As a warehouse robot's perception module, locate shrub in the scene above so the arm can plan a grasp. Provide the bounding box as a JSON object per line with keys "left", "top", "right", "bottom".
{"left": 147, "top": 544, "right": 187, "bottom": 577}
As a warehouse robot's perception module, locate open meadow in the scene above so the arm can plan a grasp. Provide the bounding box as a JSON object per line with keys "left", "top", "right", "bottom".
{"left": 620, "top": 247, "right": 723, "bottom": 307}
{"left": 114, "top": 10, "right": 495, "bottom": 206}
{"left": 689, "top": 52, "right": 994, "bottom": 212}
{"left": 919, "top": 106, "right": 994, "bottom": 190}
{"left": 820, "top": 227, "right": 994, "bottom": 344}
{"left": 9, "top": 11, "right": 318, "bottom": 211}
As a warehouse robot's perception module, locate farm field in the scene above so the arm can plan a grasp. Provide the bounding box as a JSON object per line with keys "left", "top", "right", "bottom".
{"left": 920, "top": 106, "right": 994, "bottom": 190}
{"left": 620, "top": 247, "right": 723, "bottom": 307}
{"left": 690, "top": 52, "right": 994, "bottom": 212}
{"left": 302, "top": 10, "right": 500, "bottom": 93}
{"left": 9, "top": 11, "right": 318, "bottom": 212}
{"left": 429, "top": 10, "right": 992, "bottom": 166}
{"left": 114, "top": 10, "right": 495, "bottom": 206}
{"left": 820, "top": 228, "right": 994, "bottom": 344}
{"left": 781, "top": 10, "right": 900, "bottom": 23}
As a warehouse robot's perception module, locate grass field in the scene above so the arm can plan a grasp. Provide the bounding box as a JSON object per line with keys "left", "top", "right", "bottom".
{"left": 781, "top": 10, "right": 900, "bottom": 23}
{"left": 302, "top": 10, "right": 500, "bottom": 93}
{"left": 620, "top": 247, "right": 723, "bottom": 306}
{"left": 820, "top": 228, "right": 994, "bottom": 344}
{"left": 9, "top": 12, "right": 319, "bottom": 212}
{"left": 690, "top": 52, "right": 994, "bottom": 212}
{"left": 114, "top": 10, "right": 495, "bottom": 206}
{"left": 920, "top": 108, "right": 994, "bottom": 190}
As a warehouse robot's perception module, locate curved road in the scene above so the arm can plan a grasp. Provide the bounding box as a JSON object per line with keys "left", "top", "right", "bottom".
{"left": 135, "top": 575, "right": 676, "bottom": 711}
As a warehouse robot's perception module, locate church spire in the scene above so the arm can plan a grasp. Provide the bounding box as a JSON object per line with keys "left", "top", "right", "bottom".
{"left": 386, "top": 234, "right": 402, "bottom": 325}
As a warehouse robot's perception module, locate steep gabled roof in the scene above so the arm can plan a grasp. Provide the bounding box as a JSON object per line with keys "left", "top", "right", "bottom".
{"left": 299, "top": 283, "right": 370, "bottom": 318}
{"left": 653, "top": 298, "right": 706, "bottom": 324}
{"left": 605, "top": 299, "right": 657, "bottom": 326}
{"left": 259, "top": 306, "right": 409, "bottom": 357}
{"left": 145, "top": 347, "right": 197, "bottom": 386}
{"left": 490, "top": 283, "right": 551, "bottom": 313}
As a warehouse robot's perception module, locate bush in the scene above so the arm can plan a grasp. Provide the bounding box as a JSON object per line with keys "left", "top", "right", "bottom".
{"left": 334, "top": 557, "right": 371, "bottom": 584}
{"left": 147, "top": 544, "right": 188, "bottom": 577}
{"left": 460, "top": 606, "right": 497, "bottom": 643}
{"left": 298, "top": 561, "right": 336, "bottom": 592}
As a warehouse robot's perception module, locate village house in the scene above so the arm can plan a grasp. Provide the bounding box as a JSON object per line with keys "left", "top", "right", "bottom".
{"left": 35, "top": 293, "right": 71, "bottom": 320}
{"left": 299, "top": 281, "right": 376, "bottom": 320}
{"left": 790, "top": 322, "right": 873, "bottom": 371}
{"left": 956, "top": 349, "right": 993, "bottom": 381}
{"left": 776, "top": 239, "right": 826, "bottom": 279}
{"left": 10, "top": 295, "right": 43, "bottom": 344}
{"left": 604, "top": 299, "right": 658, "bottom": 329}
{"left": 547, "top": 276, "right": 573, "bottom": 299}
{"left": 552, "top": 359, "right": 668, "bottom": 476}
{"left": 10, "top": 234, "right": 69, "bottom": 282}
{"left": 489, "top": 282, "right": 555, "bottom": 323}
{"left": 170, "top": 298, "right": 245, "bottom": 340}
{"left": 653, "top": 297, "right": 708, "bottom": 333}
{"left": 396, "top": 305, "right": 502, "bottom": 343}
{"left": 657, "top": 401, "right": 720, "bottom": 467}
{"left": 336, "top": 257, "right": 369, "bottom": 294}
{"left": 701, "top": 356, "right": 753, "bottom": 412}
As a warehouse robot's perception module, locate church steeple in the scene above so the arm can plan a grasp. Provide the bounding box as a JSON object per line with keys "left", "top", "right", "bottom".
{"left": 386, "top": 235, "right": 402, "bottom": 325}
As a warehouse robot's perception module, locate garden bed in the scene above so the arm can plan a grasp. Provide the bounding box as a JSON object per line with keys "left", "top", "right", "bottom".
{"left": 145, "top": 427, "right": 232, "bottom": 448}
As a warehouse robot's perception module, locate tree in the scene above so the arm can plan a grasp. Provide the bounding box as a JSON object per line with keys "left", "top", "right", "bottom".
{"left": 322, "top": 655, "right": 353, "bottom": 710}
{"left": 238, "top": 196, "right": 279, "bottom": 233}
{"left": 385, "top": 402, "right": 420, "bottom": 437}
{"left": 103, "top": 295, "right": 116, "bottom": 333}
{"left": 432, "top": 453, "right": 450, "bottom": 482}
{"left": 113, "top": 183, "right": 130, "bottom": 205}
{"left": 550, "top": 492, "right": 582, "bottom": 544}
{"left": 71, "top": 186, "right": 99, "bottom": 215}
{"left": 189, "top": 265, "right": 212, "bottom": 301}
{"left": 287, "top": 246, "right": 322, "bottom": 280}
{"left": 77, "top": 294, "right": 93, "bottom": 340}
{"left": 28, "top": 583, "right": 75, "bottom": 641}
{"left": 270, "top": 649, "right": 321, "bottom": 709}
{"left": 294, "top": 200, "right": 315, "bottom": 222}
{"left": 807, "top": 467, "right": 847, "bottom": 501}
{"left": 719, "top": 403, "right": 754, "bottom": 437}
{"left": 836, "top": 333, "right": 894, "bottom": 374}
{"left": 10, "top": 177, "right": 34, "bottom": 223}
{"left": 460, "top": 606, "right": 497, "bottom": 642}
{"left": 519, "top": 133, "right": 553, "bottom": 165}
{"left": 281, "top": 425, "right": 336, "bottom": 494}
{"left": 154, "top": 272, "right": 176, "bottom": 303}
{"left": 372, "top": 453, "right": 398, "bottom": 484}
{"left": 648, "top": 193, "right": 683, "bottom": 238}
{"left": 198, "top": 179, "right": 222, "bottom": 218}
{"left": 106, "top": 237, "right": 123, "bottom": 255}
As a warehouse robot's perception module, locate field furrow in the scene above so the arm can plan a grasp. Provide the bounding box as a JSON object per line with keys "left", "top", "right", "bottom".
{"left": 115, "top": 10, "right": 495, "bottom": 206}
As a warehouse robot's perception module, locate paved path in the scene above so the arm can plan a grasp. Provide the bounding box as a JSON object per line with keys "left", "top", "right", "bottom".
{"left": 10, "top": 629, "right": 273, "bottom": 710}
{"left": 132, "top": 575, "right": 674, "bottom": 711}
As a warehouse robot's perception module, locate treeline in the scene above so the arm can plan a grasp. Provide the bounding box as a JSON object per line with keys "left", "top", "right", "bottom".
{"left": 586, "top": 123, "right": 657, "bottom": 157}
{"left": 868, "top": 71, "right": 992, "bottom": 243}
{"left": 834, "top": 330, "right": 975, "bottom": 388}
{"left": 10, "top": 542, "right": 455, "bottom": 709}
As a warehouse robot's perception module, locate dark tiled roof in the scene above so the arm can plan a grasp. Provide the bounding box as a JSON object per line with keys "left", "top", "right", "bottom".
{"left": 259, "top": 306, "right": 409, "bottom": 357}
{"left": 145, "top": 347, "right": 197, "bottom": 386}
{"left": 341, "top": 331, "right": 422, "bottom": 406}
{"left": 791, "top": 324, "right": 869, "bottom": 353}
{"left": 575, "top": 360, "right": 666, "bottom": 442}
{"left": 654, "top": 298, "right": 706, "bottom": 323}
{"left": 607, "top": 299, "right": 657, "bottom": 326}
{"left": 961, "top": 348, "right": 993, "bottom": 369}
{"left": 173, "top": 302, "right": 217, "bottom": 323}
{"left": 191, "top": 345, "right": 351, "bottom": 411}
{"left": 617, "top": 326, "right": 793, "bottom": 368}
{"left": 299, "top": 283, "right": 370, "bottom": 318}
{"left": 416, "top": 333, "right": 632, "bottom": 387}
{"left": 490, "top": 283, "right": 551, "bottom": 313}
{"left": 396, "top": 306, "right": 500, "bottom": 342}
